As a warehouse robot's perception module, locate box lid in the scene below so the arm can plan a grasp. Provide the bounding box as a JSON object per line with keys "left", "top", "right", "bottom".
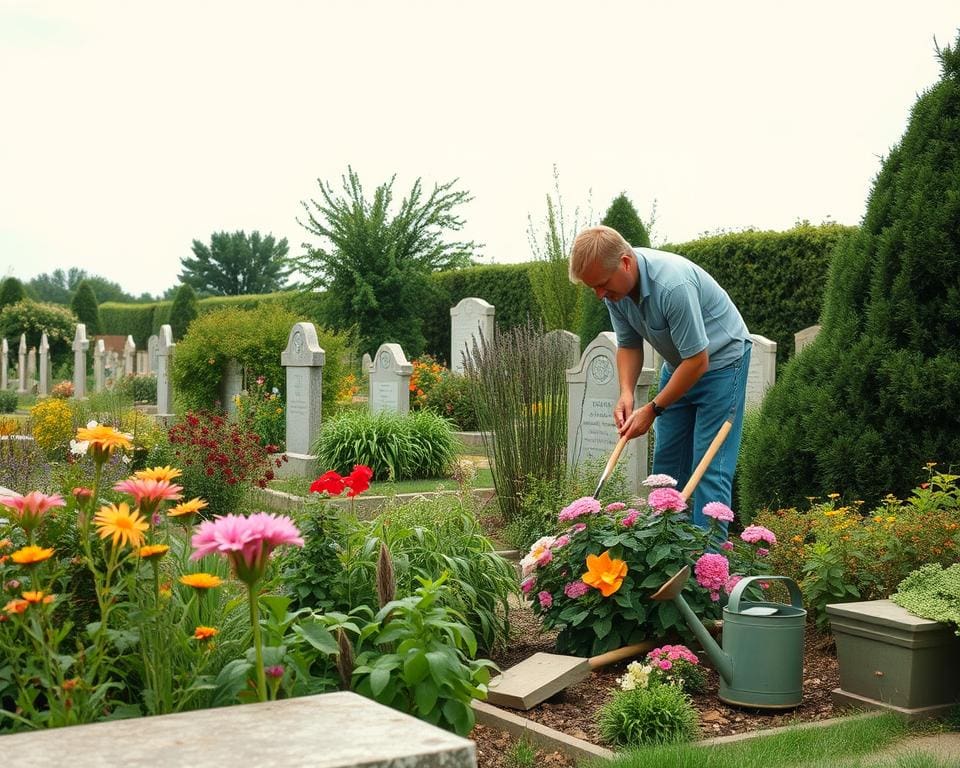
{"left": 826, "top": 599, "right": 949, "bottom": 632}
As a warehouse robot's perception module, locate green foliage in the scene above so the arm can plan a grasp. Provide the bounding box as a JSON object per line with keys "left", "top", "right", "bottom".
{"left": 892, "top": 563, "right": 960, "bottom": 635}
{"left": 313, "top": 409, "right": 458, "bottom": 481}
{"left": 409, "top": 355, "right": 478, "bottom": 431}
{"left": 0, "top": 300, "right": 77, "bottom": 368}
{"left": 27, "top": 268, "right": 136, "bottom": 305}
{"left": 235, "top": 375, "right": 285, "bottom": 449}
{"left": 597, "top": 684, "right": 699, "bottom": 747}
{"left": 294, "top": 167, "right": 477, "bottom": 357}
{"left": 70, "top": 280, "right": 102, "bottom": 335}
{"left": 739, "top": 38, "right": 960, "bottom": 511}
{"left": 180, "top": 230, "right": 291, "bottom": 296}
{"left": 114, "top": 373, "right": 157, "bottom": 404}
{"left": 0, "top": 277, "right": 26, "bottom": 311}
{"left": 168, "top": 284, "right": 199, "bottom": 341}
{"left": 0, "top": 390, "right": 17, "bottom": 413}
{"left": 463, "top": 322, "right": 569, "bottom": 522}
{"left": 422, "top": 263, "right": 542, "bottom": 363}
{"left": 351, "top": 574, "right": 497, "bottom": 736}
{"left": 579, "top": 193, "right": 652, "bottom": 348}
{"left": 526, "top": 165, "right": 588, "bottom": 332}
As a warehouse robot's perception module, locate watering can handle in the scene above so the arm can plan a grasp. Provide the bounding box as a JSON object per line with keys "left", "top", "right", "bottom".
{"left": 726, "top": 575, "right": 803, "bottom": 614}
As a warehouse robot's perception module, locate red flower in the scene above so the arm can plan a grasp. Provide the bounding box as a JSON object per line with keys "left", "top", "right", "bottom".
{"left": 344, "top": 465, "right": 374, "bottom": 498}
{"left": 310, "top": 471, "right": 345, "bottom": 496}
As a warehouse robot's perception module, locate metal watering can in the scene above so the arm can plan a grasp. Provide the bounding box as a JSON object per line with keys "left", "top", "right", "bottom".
{"left": 651, "top": 566, "right": 806, "bottom": 709}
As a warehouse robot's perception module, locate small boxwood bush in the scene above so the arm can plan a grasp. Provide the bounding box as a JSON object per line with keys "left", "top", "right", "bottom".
{"left": 313, "top": 409, "right": 458, "bottom": 481}
{"left": 597, "top": 684, "right": 699, "bottom": 747}
{"left": 115, "top": 373, "right": 157, "bottom": 404}
{"left": 0, "top": 390, "right": 17, "bottom": 414}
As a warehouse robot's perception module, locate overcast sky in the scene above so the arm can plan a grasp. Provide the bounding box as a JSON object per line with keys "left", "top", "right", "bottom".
{"left": 1, "top": 2, "right": 957, "bottom": 298}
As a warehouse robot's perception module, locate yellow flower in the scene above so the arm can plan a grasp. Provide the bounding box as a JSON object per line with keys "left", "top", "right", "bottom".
{"left": 827, "top": 493, "right": 840, "bottom": 500}
{"left": 193, "top": 626, "right": 218, "bottom": 641}
{"left": 582, "top": 550, "right": 628, "bottom": 597}
{"left": 168, "top": 497, "right": 209, "bottom": 520}
{"left": 11, "top": 545, "right": 55, "bottom": 565}
{"left": 21, "top": 590, "right": 54, "bottom": 605}
{"left": 180, "top": 572, "right": 223, "bottom": 590}
{"left": 93, "top": 503, "right": 149, "bottom": 549}
{"left": 138, "top": 544, "right": 170, "bottom": 560}
{"left": 75, "top": 424, "right": 133, "bottom": 461}
{"left": 0, "top": 418, "right": 18, "bottom": 437}
{"left": 134, "top": 466, "right": 183, "bottom": 483}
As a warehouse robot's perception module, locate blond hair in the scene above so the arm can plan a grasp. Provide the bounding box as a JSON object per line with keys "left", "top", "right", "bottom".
{"left": 568, "top": 225, "right": 633, "bottom": 284}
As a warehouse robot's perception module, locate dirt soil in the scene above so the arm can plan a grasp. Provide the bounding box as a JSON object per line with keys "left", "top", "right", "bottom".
{"left": 471, "top": 596, "right": 839, "bottom": 768}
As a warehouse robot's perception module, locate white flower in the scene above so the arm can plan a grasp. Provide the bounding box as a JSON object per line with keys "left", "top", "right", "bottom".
{"left": 86, "top": 420, "right": 98, "bottom": 429}
{"left": 70, "top": 439, "right": 90, "bottom": 456}
{"left": 121, "top": 454, "right": 131, "bottom": 464}
{"left": 617, "top": 661, "right": 653, "bottom": 691}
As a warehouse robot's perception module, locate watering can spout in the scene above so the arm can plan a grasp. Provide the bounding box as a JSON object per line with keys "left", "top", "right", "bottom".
{"left": 651, "top": 566, "right": 734, "bottom": 685}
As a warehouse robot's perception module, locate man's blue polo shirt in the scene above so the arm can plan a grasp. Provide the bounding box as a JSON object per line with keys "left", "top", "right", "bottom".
{"left": 605, "top": 247, "right": 750, "bottom": 372}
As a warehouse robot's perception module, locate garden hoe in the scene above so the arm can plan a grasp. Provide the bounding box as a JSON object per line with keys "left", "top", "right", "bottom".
{"left": 486, "top": 420, "right": 733, "bottom": 710}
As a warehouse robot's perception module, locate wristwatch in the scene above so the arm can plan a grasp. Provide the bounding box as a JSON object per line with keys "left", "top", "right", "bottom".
{"left": 650, "top": 401, "right": 665, "bottom": 417}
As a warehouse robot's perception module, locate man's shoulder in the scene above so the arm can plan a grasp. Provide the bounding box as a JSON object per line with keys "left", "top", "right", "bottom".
{"left": 636, "top": 248, "right": 698, "bottom": 292}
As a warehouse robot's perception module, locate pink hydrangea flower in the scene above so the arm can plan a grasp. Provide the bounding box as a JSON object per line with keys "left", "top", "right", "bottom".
{"left": 191, "top": 512, "right": 304, "bottom": 585}
{"left": 741, "top": 525, "right": 777, "bottom": 545}
{"left": 642, "top": 474, "right": 677, "bottom": 488}
{"left": 757, "top": 547, "right": 770, "bottom": 557}
{"left": 720, "top": 540, "right": 734, "bottom": 551}
{"left": 647, "top": 644, "right": 698, "bottom": 665}
{"left": 537, "top": 590, "right": 553, "bottom": 609}
{"left": 564, "top": 581, "right": 591, "bottom": 599}
{"left": 647, "top": 487, "right": 687, "bottom": 514}
{"left": 694, "top": 552, "right": 730, "bottom": 592}
{"left": 569, "top": 523, "right": 587, "bottom": 535}
{"left": 551, "top": 535, "right": 571, "bottom": 550}
{"left": 558, "top": 496, "right": 601, "bottom": 523}
{"left": 702, "top": 501, "right": 735, "bottom": 522}
{"left": 520, "top": 576, "right": 536, "bottom": 594}
{"left": 605, "top": 501, "right": 626, "bottom": 513}
{"left": 724, "top": 574, "right": 743, "bottom": 594}
{"left": 658, "top": 659, "right": 673, "bottom": 671}
{"left": 620, "top": 509, "right": 641, "bottom": 527}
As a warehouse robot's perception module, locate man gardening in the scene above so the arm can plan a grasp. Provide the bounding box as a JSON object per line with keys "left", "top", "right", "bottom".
{"left": 569, "top": 225, "right": 752, "bottom": 532}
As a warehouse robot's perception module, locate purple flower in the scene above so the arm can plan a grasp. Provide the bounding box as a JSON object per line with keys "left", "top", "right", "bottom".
{"left": 703, "top": 501, "right": 735, "bottom": 522}
{"left": 564, "top": 581, "right": 591, "bottom": 599}
{"left": 647, "top": 488, "right": 687, "bottom": 514}
{"left": 741, "top": 525, "right": 777, "bottom": 545}
{"left": 558, "top": 496, "right": 601, "bottom": 523}
{"left": 537, "top": 590, "right": 553, "bottom": 609}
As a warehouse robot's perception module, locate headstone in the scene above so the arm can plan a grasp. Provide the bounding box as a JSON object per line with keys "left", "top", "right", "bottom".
{"left": 1, "top": 338, "right": 7, "bottom": 390}
{"left": 106, "top": 350, "right": 121, "bottom": 387}
{"left": 156, "top": 325, "right": 175, "bottom": 417}
{"left": 794, "top": 324, "right": 821, "bottom": 355}
{"left": 72, "top": 324, "right": 89, "bottom": 399}
{"left": 124, "top": 336, "right": 136, "bottom": 376}
{"left": 368, "top": 343, "right": 413, "bottom": 415}
{"left": 147, "top": 334, "right": 159, "bottom": 373}
{"left": 566, "top": 332, "right": 655, "bottom": 496}
{"left": 280, "top": 322, "right": 325, "bottom": 477}
{"left": 450, "top": 297, "right": 495, "bottom": 374}
{"left": 136, "top": 350, "right": 149, "bottom": 374}
{"left": 544, "top": 329, "right": 581, "bottom": 368}
{"left": 361, "top": 352, "right": 372, "bottom": 373}
{"left": 93, "top": 339, "right": 106, "bottom": 393}
{"left": 221, "top": 358, "right": 244, "bottom": 417}
{"left": 26, "top": 347, "right": 36, "bottom": 392}
{"left": 16, "top": 334, "right": 26, "bottom": 394}
{"left": 746, "top": 333, "right": 777, "bottom": 409}
{"left": 38, "top": 333, "right": 51, "bottom": 396}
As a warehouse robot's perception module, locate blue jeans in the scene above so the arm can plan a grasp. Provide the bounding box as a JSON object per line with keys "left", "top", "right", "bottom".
{"left": 652, "top": 343, "right": 751, "bottom": 537}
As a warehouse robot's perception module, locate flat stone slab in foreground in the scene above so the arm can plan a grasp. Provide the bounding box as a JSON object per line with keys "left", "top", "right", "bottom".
{"left": 0, "top": 691, "right": 476, "bottom": 768}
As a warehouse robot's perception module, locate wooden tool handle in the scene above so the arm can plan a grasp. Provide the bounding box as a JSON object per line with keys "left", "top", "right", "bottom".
{"left": 588, "top": 639, "right": 658, "bottom": 670}
{"left": 593, "top": 434, "right": 629, "bottom": 498}
{"left": 680, "top": 420, "right": 733, "bottom": 501}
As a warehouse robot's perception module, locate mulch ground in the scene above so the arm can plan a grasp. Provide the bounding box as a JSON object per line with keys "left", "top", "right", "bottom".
{"left": 471, "top": 595, "right": 839, "bottom": 768}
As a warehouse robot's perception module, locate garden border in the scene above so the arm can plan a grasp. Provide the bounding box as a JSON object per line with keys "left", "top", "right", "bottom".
{"left": 251, "top": 485, "right": 497, "bottom": 519}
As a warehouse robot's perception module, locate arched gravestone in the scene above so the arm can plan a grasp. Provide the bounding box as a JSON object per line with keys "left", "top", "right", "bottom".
{"left": 566, "top": 332, "right": 655, "bottom": 496}
{"left": 123, "top": 336, "right": 136, "bottom": 376}
{"left": 147, "top": 334, "right": 159, "bottom": 374}
{"left": 544, "top": 329, "right": 580, "bottom": 368}
{"left": 72, "top": 324, "right": 89, "bottom": 399}
{"left": 450, "top": 297, "right": 494, "bottom": 374}
{"left": 794, "top": 325, "right": 821, "bottom": 355}
{"left": 368, "top": 343, "right": 413, "bottom": 415}
{"left": 280, "top": 322, "right": 325, "bottom": 477}
{"left": 745, "top": 333, "right": 777, "bottom": 409}
{"left": 93, "top": 339, "right": 106, "bottom": 393}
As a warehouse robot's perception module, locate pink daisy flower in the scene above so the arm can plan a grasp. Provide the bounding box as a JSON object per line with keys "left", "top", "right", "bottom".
{"left": 191, "top": 512, "right": 303, "bottom": 585}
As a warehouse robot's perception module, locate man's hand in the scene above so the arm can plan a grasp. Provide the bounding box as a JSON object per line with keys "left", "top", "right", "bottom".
{"left": 614, "top": 393, "right": 634, "bottom": 430}
{"left": 618, "top": 403, "right": 655, "bottom": 440}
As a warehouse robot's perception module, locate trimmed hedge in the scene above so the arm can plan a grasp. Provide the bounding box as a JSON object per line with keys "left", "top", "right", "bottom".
{"left": 663, "top": 223, "right": 854, "bottom": 366}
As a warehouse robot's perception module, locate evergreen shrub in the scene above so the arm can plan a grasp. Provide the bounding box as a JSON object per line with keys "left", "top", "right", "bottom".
{"left": 168, "top": 284, "right": 199, "bottom": 340}
{"left": 0, "top": 391, "right": 17, "bottom": 413}
{"left": 0, "top": 278, "right": 26, "bottom": 311}
{"left": 70, "top": 280, "right": 102, "bottom": 335}
{"left": 739, "top": 39, "right": 960, "bottom": 512}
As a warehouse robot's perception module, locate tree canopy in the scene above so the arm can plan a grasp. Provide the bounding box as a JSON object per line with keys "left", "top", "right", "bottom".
{"left": 293, "top": 167, "right": 477, "bottom": 356}
{"left": 70, "top": 279, "right": 102, "bottom": 335}
{"left": 180, "top": 231, "right": 291, "bottom": 296}
{"left": 28, "top": 268, "right": 136, "bottom": 305}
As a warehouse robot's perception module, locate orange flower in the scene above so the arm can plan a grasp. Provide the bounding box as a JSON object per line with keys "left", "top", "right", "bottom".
{"left": 93, "top": 503, "right": 149, "bottom": 549}
{"left": 180, "top": 572, "right": 223, "bottom": 590}
{"left": 21, "top": 590, "right": 54, "bottom": 605}
{"left": 138, "top": 544, "right": 170, "bottom": 560}
{"left": 193, "top": 626, "right": 218, "bottom": 641}
{"left": 4, "top": 598, "right": 29, "bottom": 614}
{"left": 134, "top": 466, "right": 183, "bottom": 483}
{"left": 582, "top": 550, "right": 628, "bottom": 597}
{"left": 167, "top": 497, "right": 209, "bottom": 521}
{"left": 11, "top": 545, "right": 55, "bottom": 565}
{"left": 75, "top": 424, "right": 133, "bottom": 461}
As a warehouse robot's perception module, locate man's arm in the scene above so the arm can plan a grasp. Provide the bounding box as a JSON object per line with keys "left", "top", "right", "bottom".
{"left": 614, "top": 346, "right": 645, "bottom": 430}
{"left": 618, "top": 349, "right": 709, "bottom": 440}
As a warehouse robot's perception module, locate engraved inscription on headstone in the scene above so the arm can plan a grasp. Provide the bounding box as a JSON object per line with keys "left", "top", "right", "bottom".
{"left": 368, "top": 343, "right": 412, "bottom": 415}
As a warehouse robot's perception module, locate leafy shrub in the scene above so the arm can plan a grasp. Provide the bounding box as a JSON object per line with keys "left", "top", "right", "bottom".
{"left": 409, "top": 355, "right": 477, "bottom": 431}
{"left": 115, "top": 373, "right": 157, "bottom": 404}
{"left": 0, "top": 300, "right": 77, "bottom": 370}
{"left": 51, "top": 380, "right": 73, "bottom": 399}
{"left": 235, "top": 375, "right": 285, "bottom": 449}
{"left": 29, "top": 398, "right": 75, "bottom": 457}
{"left": 314, "top": 409, "right": 457, "bottom": 481}
{"left": 168, "top": 283, "right": 199, "bottom": 341}
{"left": 0, "top": 277, "right": 26, "bottom": 311}
{"left": 643, "top": 644, "right": 708, "bottom": 694}
{"left": 0, "top": 390, "right": 17, "bottom": 414}
{"left": 171, "top": 305, "right": 350, "bottom": 419}
{"left": 524, "top": 477, "right": 771, "bottom": 655}
{"left": 70, "top": 280, "right": 102, "bottom": 335}
{"left": 118, "top": 409, "right": 167, "bottom": 469}
{"left": 597, "top": 684, "right": 699, "bottom": 747}
{"left": 352, "top": 575, "right": 496, "bottom": 736}
{"left": 891, "top": 563, "right": 960, "bottom": 635}
{"left": 166, "top": 411, "right": 281, "bottom": 517}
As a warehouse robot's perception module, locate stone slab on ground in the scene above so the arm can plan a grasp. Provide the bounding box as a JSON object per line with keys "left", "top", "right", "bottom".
{"left": 0, "top": 692, "right": 476, "bottom": 768}
{"left": 832, "top": 687, "right": 959, "bottom": 721}
{"left": 487, "top": 652, "right": 590, "bottom": 710}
